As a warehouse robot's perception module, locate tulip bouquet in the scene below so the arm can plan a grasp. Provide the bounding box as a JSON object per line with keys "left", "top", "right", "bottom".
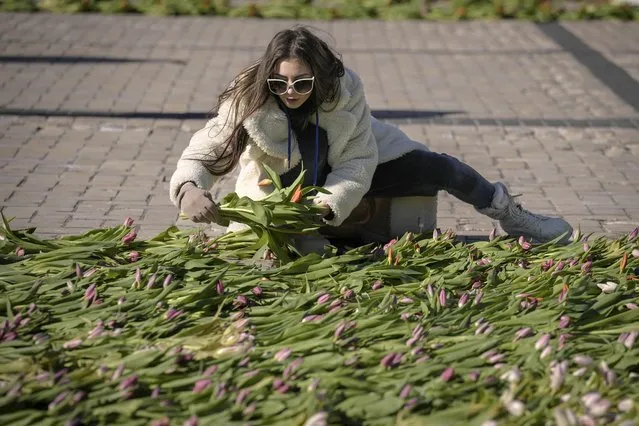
{"left": 180, "top": 165, "right": 328, "bottom": 263}
{"left": 1, "top": 177, "right": 638, "bottom": 425}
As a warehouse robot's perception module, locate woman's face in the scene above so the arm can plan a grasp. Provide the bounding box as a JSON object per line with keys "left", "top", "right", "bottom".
{"left": 271, "top": 57, "right": 314, "bottom": 109}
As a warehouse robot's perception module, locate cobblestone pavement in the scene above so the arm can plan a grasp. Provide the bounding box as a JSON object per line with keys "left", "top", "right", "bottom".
{"left": 0, "top": 14, "right": 638, "bottom": 241}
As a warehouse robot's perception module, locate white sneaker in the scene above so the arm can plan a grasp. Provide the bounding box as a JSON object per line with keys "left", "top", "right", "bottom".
{"left": 478, "top": 182, "right": 573, "bottom": 244}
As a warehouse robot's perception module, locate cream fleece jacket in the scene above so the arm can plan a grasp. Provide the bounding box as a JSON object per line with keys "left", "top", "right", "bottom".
{"left": 169, "top": 67, "right": 428, "bottom": 230}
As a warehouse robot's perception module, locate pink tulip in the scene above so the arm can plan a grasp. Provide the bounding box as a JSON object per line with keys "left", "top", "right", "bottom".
{"left": 440, "top": 367, "right": 455, "bottom": 382}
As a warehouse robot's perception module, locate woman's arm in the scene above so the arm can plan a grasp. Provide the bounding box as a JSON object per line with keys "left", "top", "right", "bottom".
{"left": 169, "top": 101, "right": 236, "bottom": 208}
{"left": 314, "top": 71, "right": 379, "bottom": 226}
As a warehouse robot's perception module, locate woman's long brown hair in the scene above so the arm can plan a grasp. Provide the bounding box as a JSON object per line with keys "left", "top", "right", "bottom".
{"left": 197, "top": 25, "right": 345, "bottom": 176}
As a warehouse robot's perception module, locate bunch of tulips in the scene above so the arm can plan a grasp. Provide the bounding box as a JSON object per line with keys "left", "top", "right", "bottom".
{"left": 0, "top": 172, "right": 638, "bottom": 425}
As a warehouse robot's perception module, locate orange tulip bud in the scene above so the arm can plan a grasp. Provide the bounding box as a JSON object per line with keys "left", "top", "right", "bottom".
{"left": 290, "top": 185, "right": 303, "bottom": 203}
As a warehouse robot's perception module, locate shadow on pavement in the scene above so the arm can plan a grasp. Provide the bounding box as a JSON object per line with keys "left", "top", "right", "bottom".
{"left": 0, "top": 108, "right": 462, "bottom": 121}
{"left": 0, "top": 55, "right": 186, "bottom": 65}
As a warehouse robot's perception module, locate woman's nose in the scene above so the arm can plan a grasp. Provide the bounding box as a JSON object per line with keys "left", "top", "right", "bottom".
{"left": 286, "top": 85, "right": 295, "bottom": 94}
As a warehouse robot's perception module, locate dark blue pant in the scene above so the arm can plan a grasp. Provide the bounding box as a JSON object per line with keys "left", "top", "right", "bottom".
{"left": 366, "top": 150, "right": 495, "bottom": 209}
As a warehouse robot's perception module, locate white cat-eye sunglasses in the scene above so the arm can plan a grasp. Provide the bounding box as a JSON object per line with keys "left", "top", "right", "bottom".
{"left": 266, "top": 76, "right": 315, "bottom": 96}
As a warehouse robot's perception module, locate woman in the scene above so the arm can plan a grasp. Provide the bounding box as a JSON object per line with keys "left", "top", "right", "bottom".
{"left": 169, "top": 26, "right": 573, "bottom": 249}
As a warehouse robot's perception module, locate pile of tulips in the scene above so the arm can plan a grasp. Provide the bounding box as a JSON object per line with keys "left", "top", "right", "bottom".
{"left": 0, "top": 174, "right": 638, "bottom": 425}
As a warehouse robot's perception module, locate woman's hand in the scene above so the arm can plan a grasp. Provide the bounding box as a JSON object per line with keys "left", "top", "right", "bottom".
{"left": 314, "top": 201, "right": 334, "bottom": 220}
{"left": 179, "top": 183, "right": 224, "bottom": 225}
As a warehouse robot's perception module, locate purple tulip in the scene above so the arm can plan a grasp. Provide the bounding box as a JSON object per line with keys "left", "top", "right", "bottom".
{"left": 406, "top": 336, "right": 420, "bottom": 347}
{"left": 88, "top": 321, "right": 104, "bottom": 339}
{"left": 475, "top": 322, "right": 490, "bottom": 335}
{"left": 558, "top": 284, "right": 568, "bottom": 303}
{"left": 283, "top": 360, "right": 301, "bottom": 378}
{"left": 119, "top": 375, "right": 138, "bottom": 393}
{"left": 468, "top": 371, "right": 480, "bottom": 382}
{"left": 618, "top": 398, "right": 633, "bottom": 413}
{"left": 215, "top": 280, "right": 224, "bottom": 295}
{"left": 372, "top": 280, "right": 383, "bottom": 290}
{"left": 165, "top": 308, "right": 182, "bottom": 321}
{"left": 599, "top": 361, "right": 617, "bottom": 386}
{"left": 184, "top": 416, "right": 199, "bottom": 426}
{"left": 84, "top": 284, "right": 96, "bottom": 302}
{"left": 63, "top": 339, "right": 82, "bottom": 349}
{"left": 474, "top": 290, "right": 484, "bottom": 305}
{"left": 440, "top": 367, "right": 455, "bottom": 382}
{"left": 432, "top": 228, "right": 440, "bottom": 239}
{"left": 252, "top": 286, "right": 263, "bottom": 297}
{"left": 121, "top": 230, "right": 137, "bottom": 245}
{"left": 273, "top": 379, "right": 289, "bottom": 394}
{"left": 111, "top": 364, "right": 125, "bottom": 381}
{"left": 242, "top": 370, "right": 259, "bottom": 378}
{"left": 234, "top": 295, "right": 248, "bottom": 309}
{"left": 235, "top": 388, "right": 250, "bottom": 405}
{"left": 399, "top": 384, "right": 412, "bottom": 398}
{"left": 550, "top": 360, "right": 568, "bottom": 391}
{"left": 380, "top": 352, "right": 401, "bottom": 368}
{"left": 541, "top": 259, "right": 555, "bottom": 271}
{"left": 481, "top": 349, "right": 497, "bottom": 359}
{"left": 401, "top": 312, "right": 412, "bottom": 321}
{"left": 243, "top": 403, "right": 257, "bottom": 417}
{"left": 328, "top": 299, "right": 342, "bottom": 309}
{"left": 626, "top": 303, "right": 638, "bottom": 310}
{"left": 540, "top": 346, "right": 552, "bottom": 359}
{"left": 317, "top": 293, "right": 331, "bottom": 304}
{"left": 438, "top": 289, "right": 447, "bottom": 307}
{"left": 426, "top": 283, "right": 434, "bottom": 298}
{"left": 302, "top": 315, "right": 323, "bottom": 323}
{"left": 559, "top": 333, "right": 571, "bottom": 349}
{"left": 274, "top": 348, "right": 292, "bottom": 362}
{"left": 551, "top": 261, "right": 566, "bottom": 276}
{"left": 193, "top": 379, "right": 211, "bottom": 393}
{"left": 334, "top": 323, "right": 347, "bottom": 339}
{"left": 472, "top": 280, "right": 483, "bottom": 289}
{"left": 151, "top": 386, "right": 161, "bottom": 398}
{"left": 415, "top": 355, "right": 430, "bottom": 364}
{"left": 343, "top": 289, "right": 354, "bottom": 299}
{"left": 487, "top": 353, "right": 505, "bottom": 364}
{"left": 558, "top": 315, "right": 571, "bottom": 328}
{"left": 581, "top": 260, "right": 592, "bottom": 274}
{"left": 233, "top": 318, "right": 249, "bottom": 330}
{"left": 123, "top": 217, "right": 134, "bottom": 227}
{"left": 513, "top": 327, "right": 532, "bottom": 341}
{"left": 489, "top": 227, "right": 497, "bottom": 241}
{"left": 163, "top": 274, "right": 173, "bottom": 288}
{"left": 146, "top": 273, "right": 157, "bottom": 290}
{"left": 458, "top": 292, "right": 469, "bottom": 308}
{"left": 628, "top": 227, "right": 638, "bottom": 241}
{"left": 48, "top": 391, "right": 69, "bottom": 411}
{"left": 128, "top": 251, "right": 139, "bottom": 262}
{"left": 623, "top": 331, "right": 637, "bottom": 349}
{"left": 75, "top": 264, "right": 82, "bottom": 278}
{"left": 518, "top": 236, "right": 531, "bottom": 250}
{"left": 573, "top": 355, "right": 592, "bottom": 366}
{"left": 83, "top": 267, "right": 97, "bottom": 278}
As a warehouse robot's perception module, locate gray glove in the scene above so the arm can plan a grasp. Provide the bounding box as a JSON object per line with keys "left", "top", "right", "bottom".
{"left": 178, "top": 182, "right": 225, "bottom": 225}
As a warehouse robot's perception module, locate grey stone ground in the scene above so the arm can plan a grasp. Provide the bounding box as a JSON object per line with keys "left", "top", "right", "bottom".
{"left": 0, "top": 14, "right": 638, "bottom": 241}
